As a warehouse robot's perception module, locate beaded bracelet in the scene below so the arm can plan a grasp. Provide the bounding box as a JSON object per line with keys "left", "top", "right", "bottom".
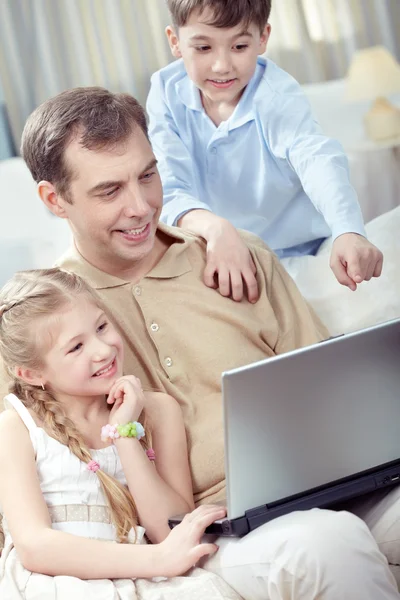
{"left": 101, "top": 421, "right": 145, "bottom": 442}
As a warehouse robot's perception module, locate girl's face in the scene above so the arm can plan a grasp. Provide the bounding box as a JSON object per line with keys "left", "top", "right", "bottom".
{"left": 39, "top": 296, "right": 124, "bottom": 401}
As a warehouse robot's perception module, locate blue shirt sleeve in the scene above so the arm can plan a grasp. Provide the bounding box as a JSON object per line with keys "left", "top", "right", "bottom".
{"left": 263, "top": 87, "right": 366, "bottom": 241}
{"left": 146, "top": 72, "right": 212, "bottom": 226}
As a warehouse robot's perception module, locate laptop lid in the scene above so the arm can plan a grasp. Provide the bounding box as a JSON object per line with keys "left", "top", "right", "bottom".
{"left": 222, "top": 318, "right": 400, "bottom": 520}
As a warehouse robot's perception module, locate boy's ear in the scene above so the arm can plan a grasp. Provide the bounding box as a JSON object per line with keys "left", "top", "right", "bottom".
{"left": 37, "top": 180, "right": 69, "bottom": 219}
{"left": 15, "top": 366, "right": 45, "bottom": 388}
{"left": 166, "top": 26, "right": 182, "bottom": 58}
{"left": 258, "top": 24, "right": 271, "bottom": 55}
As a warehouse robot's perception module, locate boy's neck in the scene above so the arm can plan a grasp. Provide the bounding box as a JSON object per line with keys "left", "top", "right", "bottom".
{"left": 201, "top": 89, "right": 244, "bottom": 127}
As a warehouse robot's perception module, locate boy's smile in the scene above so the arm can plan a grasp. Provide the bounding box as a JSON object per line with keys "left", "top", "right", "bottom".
{"left": 167, "top": 7, "right": 270, "bottom": 120}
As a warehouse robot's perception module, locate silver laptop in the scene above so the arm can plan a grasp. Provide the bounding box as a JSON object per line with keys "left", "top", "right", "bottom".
{"left": 169, "top": 317, "right": 400, "bottom": 536}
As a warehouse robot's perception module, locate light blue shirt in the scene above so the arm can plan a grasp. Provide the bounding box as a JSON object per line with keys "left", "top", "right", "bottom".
{"left": 147, "top": 57, "right": 366, "bottom": 257}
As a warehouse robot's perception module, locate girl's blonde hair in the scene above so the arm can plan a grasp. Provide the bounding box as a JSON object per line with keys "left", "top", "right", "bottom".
{"left": 0, "top": 268, "right": 149, "bottom": 542}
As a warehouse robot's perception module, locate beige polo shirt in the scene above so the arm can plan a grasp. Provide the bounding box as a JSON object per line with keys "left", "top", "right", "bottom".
{"left": 0, "top": 224, "right": 329, "bottom": 505}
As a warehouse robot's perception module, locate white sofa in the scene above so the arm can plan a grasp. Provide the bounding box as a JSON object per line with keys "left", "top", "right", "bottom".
{"left": 0, "top": 157, "right": 71, "bottom": 286}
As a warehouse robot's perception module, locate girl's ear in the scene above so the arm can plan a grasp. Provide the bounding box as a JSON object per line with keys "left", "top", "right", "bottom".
{"left": 166, "top": 26, "right": 182, "bottom": 58}
{"left": 15, "top": 366, "right": 44, "bottom": 388}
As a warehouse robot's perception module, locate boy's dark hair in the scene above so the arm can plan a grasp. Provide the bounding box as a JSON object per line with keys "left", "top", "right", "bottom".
{"left": 21, "top": 87, "right": 148, "bottom": 203}
{"left": 167, "top": 0, "right": 272, "bottom": 33}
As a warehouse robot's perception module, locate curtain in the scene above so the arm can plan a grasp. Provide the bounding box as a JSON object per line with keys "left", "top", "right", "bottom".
{"left": 0, "top": 0, "right": 399, "bottom": 150}
{"left": 267, "top": 0, "right": 400, "bottom": 83}
{"left": 0, "top": 81, "right": 16, "bottom": 159}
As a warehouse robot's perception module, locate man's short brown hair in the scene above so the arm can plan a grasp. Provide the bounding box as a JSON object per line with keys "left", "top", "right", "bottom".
{"left": 167, "top": 0, "right": 272, "bottom": 33}
{"left": 21, "top": 87, "right": 148, "bottom": 202}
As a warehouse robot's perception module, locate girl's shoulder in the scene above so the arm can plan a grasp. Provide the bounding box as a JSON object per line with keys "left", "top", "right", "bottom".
{"left": 0, "top": 408, "right": 33, "bottom": 455}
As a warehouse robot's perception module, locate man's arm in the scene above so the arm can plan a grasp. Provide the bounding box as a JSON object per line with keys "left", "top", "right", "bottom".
{"left": 147, "top": 71, "right": 210, "bottom": 226}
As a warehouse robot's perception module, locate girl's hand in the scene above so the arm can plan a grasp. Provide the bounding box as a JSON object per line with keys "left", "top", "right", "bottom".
{"left": 107, "top": 376, "right": 145, "bottom": 425}
{"left": 157, "top": 505, "right": 226, "bottom": 577}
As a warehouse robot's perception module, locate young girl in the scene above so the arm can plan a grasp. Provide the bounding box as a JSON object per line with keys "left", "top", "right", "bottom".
{"left": 0, "top": 268, "right": 240, "bottom": 600}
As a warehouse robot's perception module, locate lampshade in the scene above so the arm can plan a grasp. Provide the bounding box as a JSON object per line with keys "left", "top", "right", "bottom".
{"left": 346, "top": 46, "right": 400, "bottom": 102}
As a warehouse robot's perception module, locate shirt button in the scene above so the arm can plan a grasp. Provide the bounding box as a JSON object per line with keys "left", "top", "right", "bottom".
{"left": 165, "top": 357, "right": 173, "bottom": 367}
{"left": 134, "top": 286, "right": 141, "bottom": 296}
{"left": 150, "top": 323, "right": 159, "bottom": 332}
{"left": 210, "top": 146, "right": 217, "bottom": 154}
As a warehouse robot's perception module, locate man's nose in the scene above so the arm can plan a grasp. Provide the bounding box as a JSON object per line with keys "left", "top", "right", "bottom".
{"left": 123, "top": 189, "right": 151, "bottom": 219}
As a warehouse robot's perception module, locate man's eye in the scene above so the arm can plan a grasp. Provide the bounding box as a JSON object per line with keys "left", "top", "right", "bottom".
{"left": 234, "top": 44, "right": 249, "bottom": 51}
{"left": 196, "top": 45, "right": 211, "bottom": 52}
{"left": 68, "top": 343, "right": 82, "bottom": 354}
{"left": 141, "top": 171, "right": 155, "bottom": 181}
{"left": 101, "top": 187, "right": 119, "bottom": 198}
{"left": 97, "top": 321, "right": 108, "bottom": 333}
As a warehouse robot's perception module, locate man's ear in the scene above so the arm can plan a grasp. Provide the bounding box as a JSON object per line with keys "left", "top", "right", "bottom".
{"left": 37, "top": 180, "right": 69, "bottom": 219}
{"left": 258, "top": 24, "right": 271, "bottom": 55}
{"left": 166, "top": 26, "right": 182, "bottom": 58}
{"left": 15, "top": 366, "right": 45, "bottom": 388}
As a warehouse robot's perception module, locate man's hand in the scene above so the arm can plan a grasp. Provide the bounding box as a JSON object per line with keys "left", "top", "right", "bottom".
{"left": 178, "top": 210, "right": 259, "bottom": 303}
{"left": 330, "top": 233, "right": 383, "bottom": 291}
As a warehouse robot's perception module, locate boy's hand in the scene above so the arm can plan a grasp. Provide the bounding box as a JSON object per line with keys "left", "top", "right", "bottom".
{"left": 330, "top": 233, "right": 383, "bottom": 291}
{"left": 204, "top": 218, "right": 259, "bottom": 303}
{"left": 178, "top": 211, "right": 259, "bottom": 302}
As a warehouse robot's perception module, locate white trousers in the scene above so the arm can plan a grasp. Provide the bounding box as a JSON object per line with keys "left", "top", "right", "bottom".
{"left": 202, "top": 485, "right": 400, "bottom": 599}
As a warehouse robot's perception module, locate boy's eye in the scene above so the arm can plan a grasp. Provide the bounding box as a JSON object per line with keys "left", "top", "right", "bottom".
{"left": 97, "top": 321, "right": 108, "bottom": 333}
{"left": 195, "top": 45, "right": 211, "bottom": 53}
{"left": 234, "top": 44, "right": 249, "bottom": 51}
{"left": 68, "top": 342, "right": 82, "bottom": 354}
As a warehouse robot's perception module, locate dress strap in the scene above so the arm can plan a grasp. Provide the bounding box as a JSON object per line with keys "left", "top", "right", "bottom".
{"left": 4, "top": 393, "right": 38, "bottom": 434}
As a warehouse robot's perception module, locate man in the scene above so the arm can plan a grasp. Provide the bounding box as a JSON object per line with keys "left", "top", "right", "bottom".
{"left": 7, "top": 87, "right": 400, "bottom": 599}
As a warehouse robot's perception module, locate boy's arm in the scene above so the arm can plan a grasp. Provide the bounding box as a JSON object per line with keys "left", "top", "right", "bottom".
{"left": 269, "top": 92, "right": 383, "bottom": 289}
{"left": 147, "top": 73, "right": 259, "bottom": 302}
{"left": 147, "top": 71, "right": 210, "bottom": 227}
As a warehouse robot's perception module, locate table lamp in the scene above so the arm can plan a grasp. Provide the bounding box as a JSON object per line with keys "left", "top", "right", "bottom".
{"left": 346, "top": 46, "right": 400, "bottom": 142}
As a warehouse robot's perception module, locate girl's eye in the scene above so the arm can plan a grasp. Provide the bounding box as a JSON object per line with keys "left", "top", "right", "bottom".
{"left": 68, "top": 342, "right": 82, "bottom": 354}
{"left": 97, "top": 321, "right": 108, "bottom": 333}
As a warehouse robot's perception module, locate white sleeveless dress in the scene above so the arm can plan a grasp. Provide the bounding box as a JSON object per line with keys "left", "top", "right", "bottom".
{"left": 0, "top": 394, "right": 241, "bottom": 600}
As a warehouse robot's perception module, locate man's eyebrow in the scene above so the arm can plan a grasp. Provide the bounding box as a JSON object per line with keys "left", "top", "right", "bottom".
{"left": 139, "top": 158, "right": 158, "bottom": 175}
{"left": 88, "top": 160, "right": 157, "bottom": 194}
{"left": 88, "top": 180, "right": 123, "bottom": 195}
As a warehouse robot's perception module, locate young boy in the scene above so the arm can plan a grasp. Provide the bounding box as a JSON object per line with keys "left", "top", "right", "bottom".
{"left": 147, "top": 0, "right": 383, "bottom": 302}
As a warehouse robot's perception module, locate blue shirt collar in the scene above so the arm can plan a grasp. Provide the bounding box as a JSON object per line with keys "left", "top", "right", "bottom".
{"left": 176, "top": 56, "right": 267, "bottom": 130}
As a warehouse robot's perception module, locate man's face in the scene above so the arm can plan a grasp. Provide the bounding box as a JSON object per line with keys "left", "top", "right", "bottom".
{"left": 56, "top": 127, "right": 163, "bottom": 276}
{"left": 168, "top": 9, "right": 270, "bottom": 107}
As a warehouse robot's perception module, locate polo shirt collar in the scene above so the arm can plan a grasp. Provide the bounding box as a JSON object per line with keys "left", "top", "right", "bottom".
{"left": 176, "top": 75, "right": 204, "bottom": 112}
{"left": 56, "top": 223, "right": 194, "bottom": 290}
{"left": 227, "top": 57, "right": 265, "bottom": 131}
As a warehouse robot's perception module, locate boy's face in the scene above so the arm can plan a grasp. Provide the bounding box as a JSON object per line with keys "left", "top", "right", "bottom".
{"left": 167, "top": 8, "right": 270, "bottom": 107}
